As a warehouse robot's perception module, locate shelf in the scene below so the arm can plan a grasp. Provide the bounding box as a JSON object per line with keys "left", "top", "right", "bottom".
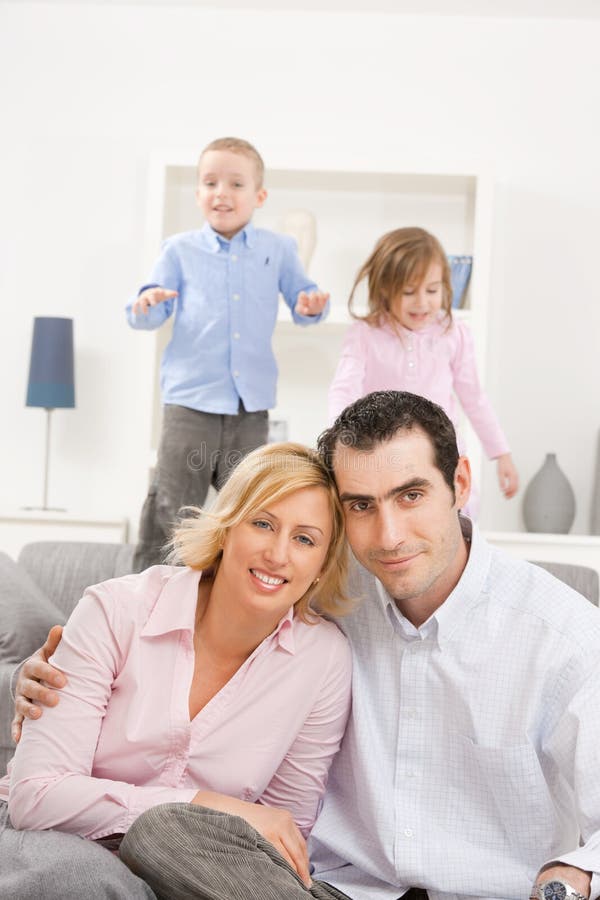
{"left": 484, "top": 530, "right": 600, "bottom": 580}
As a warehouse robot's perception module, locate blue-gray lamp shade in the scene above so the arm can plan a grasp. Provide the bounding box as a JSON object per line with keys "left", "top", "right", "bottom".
{"left": 26, "top": 317, "right": 75, "bottom": 409}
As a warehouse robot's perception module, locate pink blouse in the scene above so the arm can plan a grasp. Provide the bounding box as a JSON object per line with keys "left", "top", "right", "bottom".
{"left": 328, "top": 316, "right": 510, "bottom": 459}
{"left": 2, "top": 565, "right": 351, "bottom": 840}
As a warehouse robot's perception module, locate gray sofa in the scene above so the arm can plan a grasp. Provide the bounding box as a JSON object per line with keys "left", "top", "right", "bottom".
{"left": 0, "top": 541, "right": 598, "bottom": 778}
{"left": 0, "top": 541, "right": 135, "bottom": 776}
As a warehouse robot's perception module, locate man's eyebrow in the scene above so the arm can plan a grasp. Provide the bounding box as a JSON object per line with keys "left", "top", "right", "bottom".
{"left": 339, "top": 477, "right": 432, "bottom": 504}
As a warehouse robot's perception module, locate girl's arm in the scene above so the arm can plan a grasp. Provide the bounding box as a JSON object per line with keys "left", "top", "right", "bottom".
{"left": 8, "top": 588, "right": 196, "bottom": 839}
{"left": 328, "top": 322, "right": 367, "bottom": 423}
{"left": 451, "top": 323, "right": 519, "bottom": 497}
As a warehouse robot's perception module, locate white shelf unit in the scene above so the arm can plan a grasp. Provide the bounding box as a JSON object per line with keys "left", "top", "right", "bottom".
{"left": 144, "top": 155, "right": 493, "bottom": 500}
{"left": 0, "top": 511, "right": 129, "bottom": 561}
{"left": 485, "top": 531, "right": 600, "bottom": 582}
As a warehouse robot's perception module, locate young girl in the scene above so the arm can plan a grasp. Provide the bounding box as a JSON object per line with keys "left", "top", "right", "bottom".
{"left": 328, "top": 227, "right": 518, "bottom": 511}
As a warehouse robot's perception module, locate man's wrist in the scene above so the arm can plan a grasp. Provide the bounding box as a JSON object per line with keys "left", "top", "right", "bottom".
{"left": 532, "top": 879, "right": 588, "bottom": 900}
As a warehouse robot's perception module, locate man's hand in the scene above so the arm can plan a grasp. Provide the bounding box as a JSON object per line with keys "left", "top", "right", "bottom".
{"left": 496, "top": 452, "right": 519, "bottom": 499}
{"left": 191, "top": 791, "right": 311, "bottom": 887}
{"left": 532, "top": 864, "right": 592, "bottom": 899}
{"left": 132, "top": 287, "right": 178, "bottom": 316}
{"left": 11, "top": 625, "right": 66, "bottom": 744}
{"left": 295, "top": 290, "right": 329, "bottom": 317}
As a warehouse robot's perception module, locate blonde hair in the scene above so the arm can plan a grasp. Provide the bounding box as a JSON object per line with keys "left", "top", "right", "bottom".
{"left": 349, "top": 227, "right": 453, "bottom": 326}
{"left": 198, "top": 136, "right": 265, "bottom": 188}
{"left": 170, "top": 442, "right": 350, "bottom": 621}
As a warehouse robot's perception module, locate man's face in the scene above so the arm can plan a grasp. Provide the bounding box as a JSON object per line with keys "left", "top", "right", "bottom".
{"left": 196, "top": 149, "right": 266, "bottom": 239}
{"left": 333, "top": 428, "right": 471, "bottom": 620}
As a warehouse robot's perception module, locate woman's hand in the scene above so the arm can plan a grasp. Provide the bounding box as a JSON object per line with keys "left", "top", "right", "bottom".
{"left": 191, "top": 790, "right": 311, "bottom": 887}
{"left": 11, "top": 625, "right": 66, "bottom": 743}
{"left": 496, "top": 452, "right": 519, "bottom": 499}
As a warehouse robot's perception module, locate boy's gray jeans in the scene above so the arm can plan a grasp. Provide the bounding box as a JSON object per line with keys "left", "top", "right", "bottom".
{"left": 134, "top": 403, "right": 268, "bottom": 571}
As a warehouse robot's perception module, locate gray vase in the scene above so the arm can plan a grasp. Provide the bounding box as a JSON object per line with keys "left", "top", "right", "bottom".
{"left": 591, "top": 430, "right": 600, "bottom": 535}
{"left": 522, "top": 453, "right": 576, "bottom": 534}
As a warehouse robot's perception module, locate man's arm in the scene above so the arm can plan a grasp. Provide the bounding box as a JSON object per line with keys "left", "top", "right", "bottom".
{"left": 11, "top": 625, "right": 66, "bottom": 743}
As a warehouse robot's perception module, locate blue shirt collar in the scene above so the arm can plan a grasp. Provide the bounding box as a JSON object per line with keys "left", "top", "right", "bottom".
{"left": 200, "top": 220, "right": 256, "bottom": 253}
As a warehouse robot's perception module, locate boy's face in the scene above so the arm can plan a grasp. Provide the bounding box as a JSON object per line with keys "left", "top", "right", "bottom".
{"left": 196, "top": 150, "right": 267, "bottom": 240}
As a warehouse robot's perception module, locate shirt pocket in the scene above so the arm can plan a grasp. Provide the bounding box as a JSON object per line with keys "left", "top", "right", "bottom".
{"left": 451, "top": 733, "right": 559, "bottom": 864}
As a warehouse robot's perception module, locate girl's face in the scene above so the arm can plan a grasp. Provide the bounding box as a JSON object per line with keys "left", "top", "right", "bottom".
{"left": 391, "top": 261, "right": 444, "bottom": 331}
{"left": 217, "top": 486, "right": 333, "bottom": 626}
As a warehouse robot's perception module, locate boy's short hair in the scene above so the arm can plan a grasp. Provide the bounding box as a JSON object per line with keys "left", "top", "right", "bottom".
{"left": 198, "top": 137, "right": 265, "bottom": 188}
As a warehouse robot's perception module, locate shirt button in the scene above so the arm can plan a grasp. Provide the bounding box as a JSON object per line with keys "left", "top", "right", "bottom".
{"left": 405, "top": 708, "right": 417, "bottom": 719}
{"left": 233, "top": 370, "right": 240, "bottom": 377}
{"left": 407, "top": 770, "right": 417, "bottom": 778}
{"left": 233, "top": 332, "right": 240, "bottom": 340}
{"left": 408, "top": 361, "right": 415, "bottom": 367}
{"left": 404, "top": 828, "right": 414, "bottom": 838}
{"left": 407, "top": 345, "right": 413, "bottom": 351}
{"left": 233, "top": 293, "right": 240, "bottom": 301}
{"left": 231, "top": 254, "right": 238, "bottom": 262}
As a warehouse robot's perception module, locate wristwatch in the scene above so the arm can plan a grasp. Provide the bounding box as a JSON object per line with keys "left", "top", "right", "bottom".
{"left": 531, "top": 880, "right": 588, "bottom": 900}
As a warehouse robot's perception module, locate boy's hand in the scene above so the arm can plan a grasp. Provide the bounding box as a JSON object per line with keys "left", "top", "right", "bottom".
{"left": 496, "top": 453, "right": 519, "bottom": 499}
{"left": 11, "top": 625, "right": 66, "bottom": 743}
{"left": 296, "top": 290, "right": 330, "bottom": 316}
{"left": 132, "top": 287, "right": 178, "bottom": 315}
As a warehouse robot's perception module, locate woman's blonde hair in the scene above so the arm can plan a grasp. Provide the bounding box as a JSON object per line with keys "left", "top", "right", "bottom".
{"left": 349, "top": 226, "right": 453, "bottom": 326}
{"left": 170, "top": 442, "right": 350, "bottom": 621}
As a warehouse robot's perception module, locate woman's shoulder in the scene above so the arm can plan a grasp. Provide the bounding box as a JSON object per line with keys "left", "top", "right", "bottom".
{"left": 292, "top": 614, "right": 351, "bottom": 662}
{"left": 83, "top": 565, "right": 197, "bottom": 626}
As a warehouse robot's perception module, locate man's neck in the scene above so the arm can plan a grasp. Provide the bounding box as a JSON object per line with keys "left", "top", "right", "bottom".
{"left": 394, "top": 532, "right": 471, "bottom": 628}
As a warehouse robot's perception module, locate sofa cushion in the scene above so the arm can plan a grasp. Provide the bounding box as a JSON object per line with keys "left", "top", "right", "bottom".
{"left": 0, "top": 551, "right": 67, "bottom": 664}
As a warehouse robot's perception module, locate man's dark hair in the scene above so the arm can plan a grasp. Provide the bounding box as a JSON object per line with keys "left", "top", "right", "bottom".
{"left": 317, "top": 391, "right": 459, "bottom": 494}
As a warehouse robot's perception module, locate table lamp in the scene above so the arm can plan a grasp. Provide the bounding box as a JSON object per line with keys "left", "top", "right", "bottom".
{"left": 25, "top": 317, "right": 75, "bottom": 511}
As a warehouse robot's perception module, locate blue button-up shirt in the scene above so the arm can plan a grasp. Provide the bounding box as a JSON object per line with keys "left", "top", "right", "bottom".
{"left": 126, "top": 222, "right": 327, "bottom": 413}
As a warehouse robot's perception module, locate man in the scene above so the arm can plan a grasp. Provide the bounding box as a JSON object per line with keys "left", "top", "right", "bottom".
{"left": 6, "top": 391, "right": 600, "bottom": 900}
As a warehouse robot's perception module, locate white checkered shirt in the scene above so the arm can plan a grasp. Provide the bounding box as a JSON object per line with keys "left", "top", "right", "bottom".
{"left": 309, "top": 521, "right": 600, "bottom": 900}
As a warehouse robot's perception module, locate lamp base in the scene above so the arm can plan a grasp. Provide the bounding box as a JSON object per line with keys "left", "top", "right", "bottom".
{"left": 22, "top": 505, "right": 67, "bottom": 513}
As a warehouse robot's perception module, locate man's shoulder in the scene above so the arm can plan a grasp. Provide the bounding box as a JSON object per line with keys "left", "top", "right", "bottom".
{"left": 487, "top": 545, "right": 600, "bottom": 645}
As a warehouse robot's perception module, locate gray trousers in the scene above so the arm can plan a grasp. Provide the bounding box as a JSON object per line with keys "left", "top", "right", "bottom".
{"left": 0, "top": 801, "right": 156, "bottom": 900}
{"left": 134, "top": 403, "right": 269, "bottom": 571}
{"left": 120, "top": 803, "right": 353, "bottom": 900}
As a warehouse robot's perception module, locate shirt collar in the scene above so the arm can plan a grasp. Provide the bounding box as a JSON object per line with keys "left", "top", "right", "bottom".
{"left": 141, "top": 566, "right": 201, "bottom": 636}
{"left": 433, "top": 518, "right": 492, "bottom": 650}
{"left": 200, "top": 220, "right": 255, "bottom": 253}
{"left": 140, "top": 565, "right": 296, "bottom": 652}
{"left": 372, "top": 517, "right": 491, "bottom": 649}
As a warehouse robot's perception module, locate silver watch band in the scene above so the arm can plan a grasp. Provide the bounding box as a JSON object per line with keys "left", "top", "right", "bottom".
{"left": 531, "top": 879, "right": 588, "bottom": 900}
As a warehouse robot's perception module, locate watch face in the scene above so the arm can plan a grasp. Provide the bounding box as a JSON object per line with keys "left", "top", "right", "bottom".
{"left": 543, "top": 883, "right": 567, "bottom": 900}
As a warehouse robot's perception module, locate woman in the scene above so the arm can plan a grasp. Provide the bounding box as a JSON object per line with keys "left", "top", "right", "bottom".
{"left": 1, "top": 443, "right": 352, "bottom": 898}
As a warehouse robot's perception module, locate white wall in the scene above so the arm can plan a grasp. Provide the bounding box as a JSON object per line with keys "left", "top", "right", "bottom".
{"left": 1, "top": 2, "right": 599, "bottom": 536}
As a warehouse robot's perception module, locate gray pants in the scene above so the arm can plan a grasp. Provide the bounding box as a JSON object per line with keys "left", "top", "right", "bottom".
{"left": 120, "top": 803, "right": 353, "bottom": 900}
{"left": 0, "top": 801, "right": 156, "bottom": 900}
{"left": 134, "top": 403, "right": 269, "bottom": 571}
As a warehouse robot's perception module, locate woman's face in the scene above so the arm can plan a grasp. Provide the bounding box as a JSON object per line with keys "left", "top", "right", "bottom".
{"left": 218, "top": 486, "right": 333, "bottom": 623}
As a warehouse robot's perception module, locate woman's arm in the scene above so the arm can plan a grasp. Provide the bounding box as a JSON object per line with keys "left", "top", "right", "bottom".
{"left": 258, "top": 625, "right": 352, "bottom": 836}
{"left": 8, "top": 588, "right": 196, "bottom": 839}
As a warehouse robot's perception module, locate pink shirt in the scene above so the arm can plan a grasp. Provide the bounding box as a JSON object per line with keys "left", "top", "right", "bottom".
{"left": 328, "top": 316, "right": 510, "bottom": 459}
{"left": 2, "top": 565, "right": 351, "bottom": 840}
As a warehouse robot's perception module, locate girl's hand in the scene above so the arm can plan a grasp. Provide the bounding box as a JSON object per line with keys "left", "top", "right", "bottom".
{"left": 12, "top": 625, "right": 66, "bottom": 743}
{"left": 496, "top": 453, "right": 519, "bottom": 499}
{"left": 296, "top": 290, "right": 330, "bottom": 316}
{"left": 132, "top": 287, "right": 178, "bottom": 315}
{"left": 191, "top": 791, "right": 311, "bottom": 887}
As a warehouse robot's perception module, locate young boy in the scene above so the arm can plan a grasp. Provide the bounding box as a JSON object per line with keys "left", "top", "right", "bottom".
{"left": 126, "top": 137, "right": 330, "bottom": 572}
